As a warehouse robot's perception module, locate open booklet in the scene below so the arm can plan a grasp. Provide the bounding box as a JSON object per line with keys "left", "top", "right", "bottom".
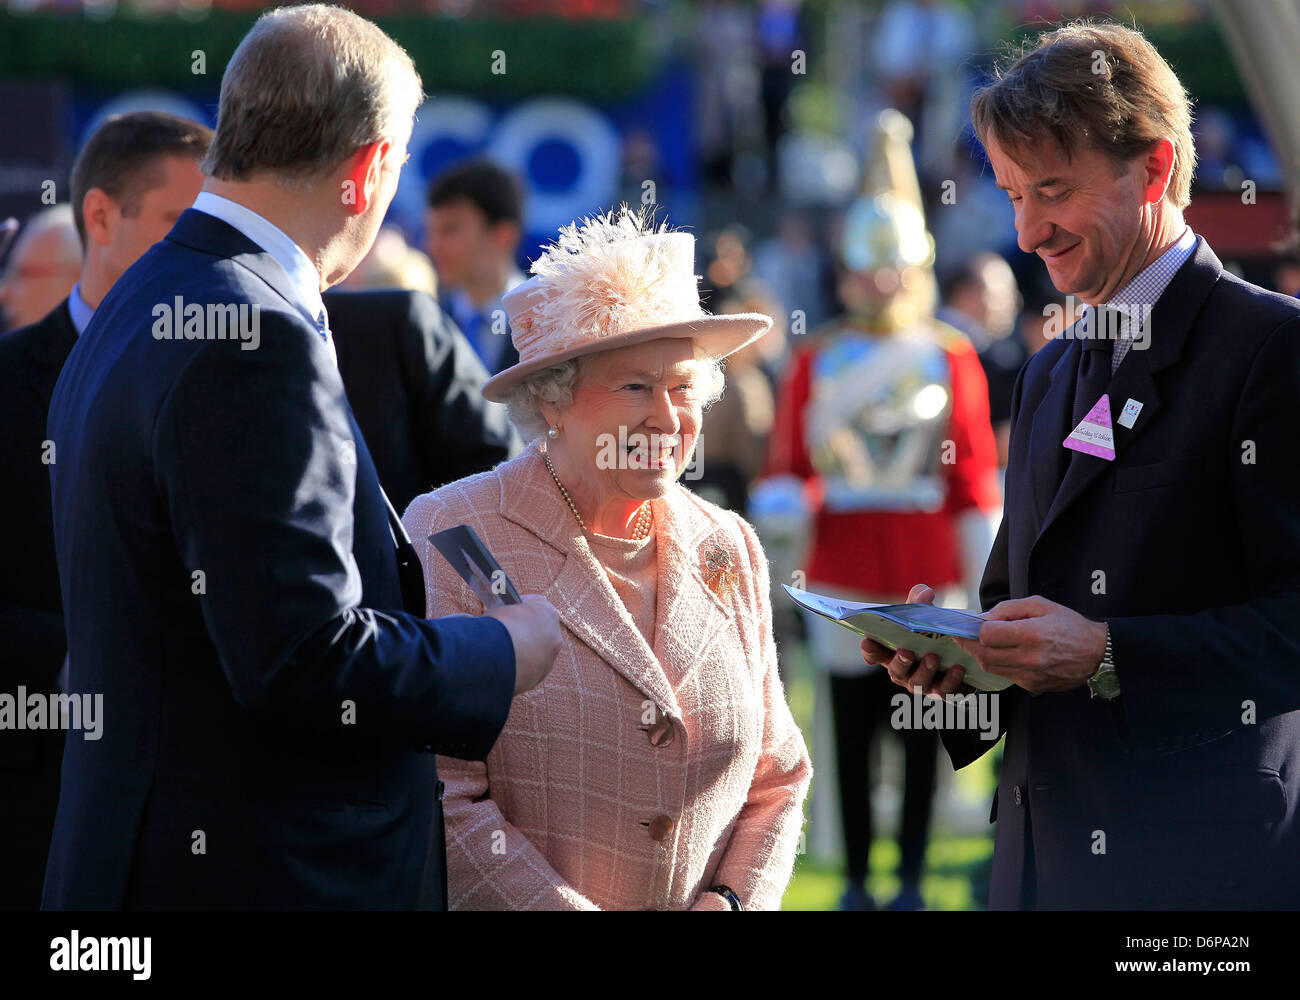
{"left": 783, "top": 585, "right": 1012, "bottom": 692}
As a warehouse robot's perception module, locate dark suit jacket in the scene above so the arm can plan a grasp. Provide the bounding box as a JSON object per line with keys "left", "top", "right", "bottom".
{"left": 943, "top": 239, "right": 1300, "bottom": 909}
{"left": 0, "top": 300, "right": 76, "bottom": 909}
{"left": 43, "top": 209, "right": 517, "bottom": 910}
{"left": 323, "top": 288, "right": 517, "bottom": 516}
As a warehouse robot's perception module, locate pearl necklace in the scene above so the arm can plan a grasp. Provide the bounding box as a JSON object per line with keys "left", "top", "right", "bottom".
{"left": 544, "top": 449, "right": 652, "bottom": 541}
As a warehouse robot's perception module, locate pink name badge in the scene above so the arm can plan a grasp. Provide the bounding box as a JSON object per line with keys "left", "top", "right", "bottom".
{"left": 1063, "top": 393, "right": 1116, "bottom": 460}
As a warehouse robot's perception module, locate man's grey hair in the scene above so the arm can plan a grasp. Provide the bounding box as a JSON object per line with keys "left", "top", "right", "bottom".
{"left": 202, "top": 4, "right": 422, "bottom": 187}
{"left": 503, "top": 352, "right": 726, "bottom": 443}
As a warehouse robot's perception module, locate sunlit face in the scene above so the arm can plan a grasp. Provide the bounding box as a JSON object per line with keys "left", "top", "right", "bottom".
{"left": 425, "top": 198, "right": 500, "bottom": 290}
{"left": 102, "top": 154, "right": 205, "bottom": 287}
{"left": 548, "top": 338, "right": 707, "bottom": 505}
{"left": 986, "top": 133, "right": 1160, "bottom": 305}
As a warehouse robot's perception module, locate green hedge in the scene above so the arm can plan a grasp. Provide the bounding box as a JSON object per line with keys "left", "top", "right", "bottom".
{"left": 0, "top": 8, "right": 666, "bottom": 100}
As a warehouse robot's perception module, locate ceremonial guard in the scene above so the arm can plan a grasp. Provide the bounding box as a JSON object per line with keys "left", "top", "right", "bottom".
{"left": 758, "top": 110, "right": 1001, "bottom": 909}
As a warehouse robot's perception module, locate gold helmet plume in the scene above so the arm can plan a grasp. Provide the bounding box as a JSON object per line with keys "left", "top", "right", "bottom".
{"left": 838, "top": 109, "right": 937, "bottom": 331}
{"left": 842, "top": 108, "right": 936, "bottom": 275}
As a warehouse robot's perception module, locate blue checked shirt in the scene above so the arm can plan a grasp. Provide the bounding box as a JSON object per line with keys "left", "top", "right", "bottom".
{"left": 1089, "top": 226, "right": 1198, "bottom": 374}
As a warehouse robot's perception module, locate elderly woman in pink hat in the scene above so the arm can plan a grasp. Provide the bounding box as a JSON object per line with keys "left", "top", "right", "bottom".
{"left": 402, "top": 205, "right": 812, "bottom": 910}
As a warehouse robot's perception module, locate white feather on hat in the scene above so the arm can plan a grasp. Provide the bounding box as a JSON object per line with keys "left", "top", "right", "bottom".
{"left": 481, "top": 204, "right": 772, "bottom": 403}
{"left": 528, "top": 206, "right": 700, "bottom": 352}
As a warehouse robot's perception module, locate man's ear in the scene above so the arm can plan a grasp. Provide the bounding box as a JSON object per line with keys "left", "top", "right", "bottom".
{"left": 491, "top": 220, "right": 521, "bottom": 255}
{"left": 341, "top": 138, "right": 393, "bottom": 216}
{"left": 1143, "top": 137, "right": 1176, "bottom": 204}
{"left": 81, "top": 188, "right": 116, "bottom": 248}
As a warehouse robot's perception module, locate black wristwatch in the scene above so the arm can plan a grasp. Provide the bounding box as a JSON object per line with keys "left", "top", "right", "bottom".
{"left": 709, "top": 884, "right": 743, "bottom": 911}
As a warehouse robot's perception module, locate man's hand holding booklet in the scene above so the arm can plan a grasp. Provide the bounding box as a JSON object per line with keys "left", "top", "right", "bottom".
{"left": 783, "top": 584, "right": 1011, "bottom": 692}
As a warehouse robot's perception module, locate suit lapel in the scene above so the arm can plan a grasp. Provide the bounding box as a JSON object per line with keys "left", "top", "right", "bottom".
{"left": 1038, "top": 347, "right": 1162, "bottom": 539}
{"left": 651, "top": 488, "right": 734, "bottom": 694}
{"left": 545, "top": 547, "right": 681, "bottom": 716}
{"left": 499, "top": 446, "right": 681, "bottom": 716}
{"left": 1026, "top": 341, "right": 1077, "bottom": 531}
{"left": 1032, "top": 238, "right": 1222, "bottom": 553}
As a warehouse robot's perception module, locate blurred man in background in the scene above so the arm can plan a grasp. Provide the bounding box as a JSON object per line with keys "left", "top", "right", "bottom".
{"left": 425, "top": 158, "right": 526, "bottom": 375}
{"left": 0, "top": 110, "right": 210, "bottom": 910}
{"left": 328, "top": 219, "right": 519, "bottom": 511}
{"left": 341, "top": 224, "right": 438, "bottom": 295}
{"left": 0, "top": 206, "right": 81, "bottom": 334}
{"left": 938, "top": 253, "right": 1026, "bottom": 468}
{"left": 691, "top": 277, "right": 784, "bottom": 517}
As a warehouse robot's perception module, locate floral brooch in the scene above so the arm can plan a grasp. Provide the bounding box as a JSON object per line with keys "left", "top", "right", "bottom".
{"left": 702, "top": 544, "right": 739, "bottom": 600}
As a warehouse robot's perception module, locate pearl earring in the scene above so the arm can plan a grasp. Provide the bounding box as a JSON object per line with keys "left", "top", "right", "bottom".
{"left": 547, "top": 426, "right": 560, "bottom": 439}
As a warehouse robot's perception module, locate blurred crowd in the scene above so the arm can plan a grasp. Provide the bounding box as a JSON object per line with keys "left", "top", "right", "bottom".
{"left": 0, "top": 1, "right": 640, "bottom": 16}
{"left": 3, "top": 0, "right": 1299, "bottom": 913}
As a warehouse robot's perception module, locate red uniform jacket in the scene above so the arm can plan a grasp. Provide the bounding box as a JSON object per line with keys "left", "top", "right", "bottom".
{"left": 765, "top": 323, "right": 1001, "bottom": 596}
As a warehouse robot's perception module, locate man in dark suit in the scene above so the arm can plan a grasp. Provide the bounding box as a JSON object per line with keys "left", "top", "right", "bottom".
{"left": 864, "top": 21, "right": 1300, "bottom": 908}
{"left": 43, "top": 5, "right": 559, "bottom": 910}
{"left": 0, "top": 110, "right": 210, "bottom": 909}
{"left": 324, "top": 287, "right": 519, "bottom": 515}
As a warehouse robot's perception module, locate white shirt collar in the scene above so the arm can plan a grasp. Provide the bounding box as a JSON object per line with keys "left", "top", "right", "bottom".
{"left": 192, "top": 191, "right": 325, "bottom": 323}
{"left": 67, "top": 282, "right": 94, "bottom": 336}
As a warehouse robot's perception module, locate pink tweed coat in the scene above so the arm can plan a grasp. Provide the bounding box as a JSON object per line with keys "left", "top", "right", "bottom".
{"left": 401, "top": 443, "right": 812, "bottom": 910}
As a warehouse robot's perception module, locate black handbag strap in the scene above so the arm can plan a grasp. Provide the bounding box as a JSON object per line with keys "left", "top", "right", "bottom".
{"left": 382, "top": 490, "right": 428, "bottom": 618}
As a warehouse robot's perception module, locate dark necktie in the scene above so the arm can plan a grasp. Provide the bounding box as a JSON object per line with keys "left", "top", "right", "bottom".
{"left": 1048, "top": 309, "right": 1116, "bottom": 498}
{"left": 1072, "top": 308, "right": 1117, "bottom": 429}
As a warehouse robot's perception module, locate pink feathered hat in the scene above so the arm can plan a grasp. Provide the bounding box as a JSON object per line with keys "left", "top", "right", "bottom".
{"left": 481, "top": 206, "right": 772, "bottom": 403}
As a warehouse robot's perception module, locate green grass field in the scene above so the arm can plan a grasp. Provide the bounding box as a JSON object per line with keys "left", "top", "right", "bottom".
{"left": 776, "top": 633, "right": 999, "bottom": 911}
{"left": 781, "top": 836, "right": 994, "bottom": 910}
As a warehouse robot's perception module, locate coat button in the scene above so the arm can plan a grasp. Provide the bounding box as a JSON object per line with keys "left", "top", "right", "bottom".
{"left": 1013, "top": 785, "right": 1023, "bottom": 806}
{"left": 648, "top": 719, "right": 675, "bottom": 747}
{"left": 647, "top": 815, "right": 674, "bottom": 841}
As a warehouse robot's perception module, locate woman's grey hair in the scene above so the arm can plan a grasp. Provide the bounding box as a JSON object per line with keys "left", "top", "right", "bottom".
{"left": 503, "top": 351, "right": 727, "bottom": 443}
{"left": 202, "top": 4, "right": 422, "bottom": 188}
